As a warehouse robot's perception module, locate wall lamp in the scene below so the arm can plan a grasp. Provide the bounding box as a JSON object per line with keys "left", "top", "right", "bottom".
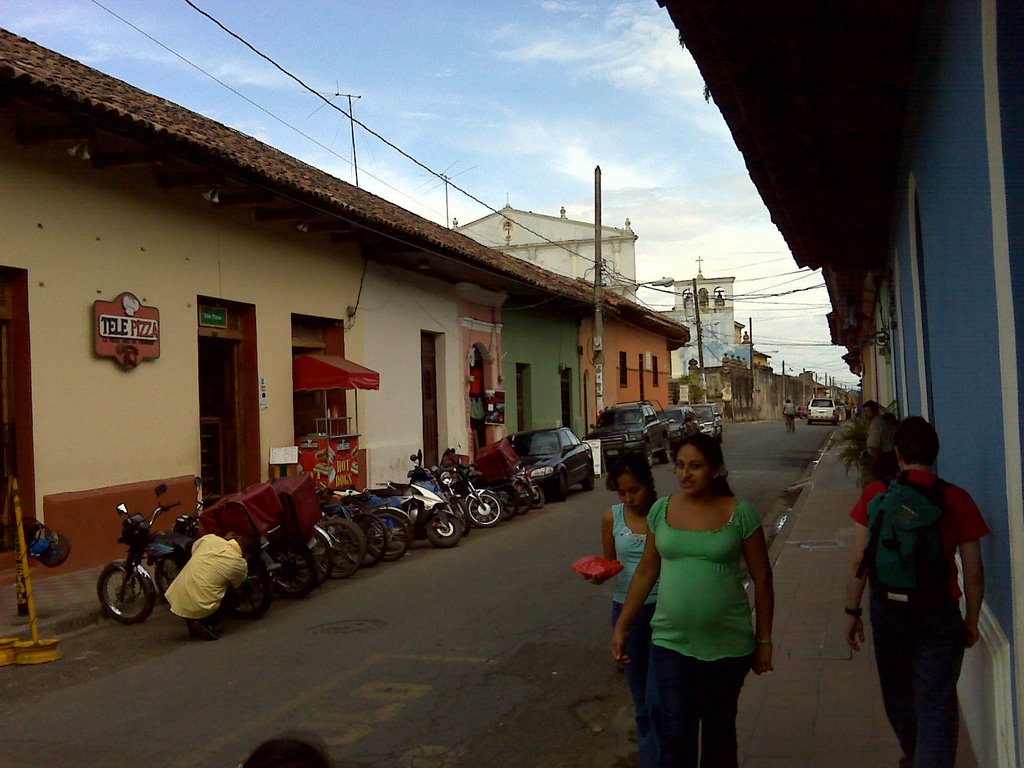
{"left": 67, "top": 142, "right": 91, "bottom": 160}
{"left": 202, "top": 187, "right": 220, "bottom": 204}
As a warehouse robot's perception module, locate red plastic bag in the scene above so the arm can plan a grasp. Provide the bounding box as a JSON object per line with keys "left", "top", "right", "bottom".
{"left": 572, "top": 555, "right": 624, "bottom": 579}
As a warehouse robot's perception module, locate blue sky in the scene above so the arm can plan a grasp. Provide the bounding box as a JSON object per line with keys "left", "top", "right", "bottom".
{"left": 0, "top": 0, "right": 856, "bottom": 386}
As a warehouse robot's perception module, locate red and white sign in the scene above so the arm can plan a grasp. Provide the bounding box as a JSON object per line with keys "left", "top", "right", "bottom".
{"left": 94, "top": 292, "right": 161, "bottom": 369}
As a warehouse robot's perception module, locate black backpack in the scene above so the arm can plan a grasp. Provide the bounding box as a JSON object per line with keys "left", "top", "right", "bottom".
{"left": 857, "top": 473, "right": 951, "bottom": 606}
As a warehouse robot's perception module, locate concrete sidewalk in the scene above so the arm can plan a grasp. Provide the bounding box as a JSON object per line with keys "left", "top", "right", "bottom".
{"left": 0, "top": 441, "right": 980, "bottom": 766}
{"left": 736, "top": 438, "right": 978, "bottom": 767}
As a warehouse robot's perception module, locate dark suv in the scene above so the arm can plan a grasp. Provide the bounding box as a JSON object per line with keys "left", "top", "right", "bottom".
{"left": 691, "top": 402, "right": 724, "bottom": 443}
{"left": 657, "top": 405, "right": 700, "bottom": 453}
{"left": 586, "top": 401, "right": 672, "bottom": 466}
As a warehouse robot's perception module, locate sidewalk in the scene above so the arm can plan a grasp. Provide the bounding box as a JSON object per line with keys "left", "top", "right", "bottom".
{"left": 0, "top": 445, "right": 979, "bottom": 766}
{"left": 736, "top": 439, "right": 978, "bottom": 767}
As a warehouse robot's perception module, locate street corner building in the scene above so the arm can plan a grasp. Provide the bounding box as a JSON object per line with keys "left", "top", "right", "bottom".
{"left": 656, "top": 0, "right": 1024, "bottom": 765}
{"left": 0, "top": 29, "right": 687, "bottom": 575}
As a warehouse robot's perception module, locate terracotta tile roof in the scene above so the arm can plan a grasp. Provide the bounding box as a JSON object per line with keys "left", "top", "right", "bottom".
{"left": 0, "top": 27, "right": 687, "bottom": 343}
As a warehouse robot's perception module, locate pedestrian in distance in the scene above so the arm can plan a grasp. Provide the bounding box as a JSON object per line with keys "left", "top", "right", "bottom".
{"left": 165, "top": 531, "right": 257, "bottom": 640}
{"left": 863, "top": 400, "right": 898, "bottom": 479}
{"left": 612, "top": 433, "right": 774, "bottom": 768}
{"left": 582, "top": 454, "right": 661, "bottom": 768}
{"left": 845, "top": 416, "right": 989, "bottom": 768}
{"left": 783, "top": 397, "right": 796, "bottom": 433}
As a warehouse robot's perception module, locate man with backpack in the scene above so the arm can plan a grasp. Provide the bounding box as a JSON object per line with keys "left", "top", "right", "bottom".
{"left": 845, "top": 416, "right": 988, "bottom": 768}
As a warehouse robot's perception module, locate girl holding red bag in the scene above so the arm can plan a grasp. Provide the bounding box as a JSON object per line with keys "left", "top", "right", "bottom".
{"left": 583, "top": 453, "right": 661, "bottom": 768}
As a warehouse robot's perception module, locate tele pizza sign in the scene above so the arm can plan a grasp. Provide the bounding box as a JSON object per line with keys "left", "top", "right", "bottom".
{"left": 94, "top": 292, "right": 160, "bottom": 370}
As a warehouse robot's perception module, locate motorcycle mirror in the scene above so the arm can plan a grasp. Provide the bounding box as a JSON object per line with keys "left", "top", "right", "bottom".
{"left": 155, "top": 482, "right": 168, "bottom": 496}
{"left": 116, "top": 502, "right": 128, "bottom": 515}
{"left": 417, "top": 449, "right": 423, "bottom": 463}
{"left": 410, "top": 454, "right": 418, "bottom": 462}
{"left": 194, "top": 476, "right": 203, "bottom": 488}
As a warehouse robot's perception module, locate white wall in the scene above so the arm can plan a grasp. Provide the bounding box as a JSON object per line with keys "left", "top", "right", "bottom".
{"left": 349, "top": 262, "right": 468, "bottom": 485}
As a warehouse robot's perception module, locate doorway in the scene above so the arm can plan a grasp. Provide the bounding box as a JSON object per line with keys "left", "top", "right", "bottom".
{"left": 198, "top": 336, "right": 241, "bottom": 498}
{"left": 197, "top": 299, "right": 257, "bottom": 499}
{"left": 559, "top": 367, "right": 572, "bottom": 428}
{"left": 420, "top": 332, "right": 439, "bottom": 467}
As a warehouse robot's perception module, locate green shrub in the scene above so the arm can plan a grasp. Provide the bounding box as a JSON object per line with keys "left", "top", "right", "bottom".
{"left": 832, "top": 416, "right": 872, "bottom": 488}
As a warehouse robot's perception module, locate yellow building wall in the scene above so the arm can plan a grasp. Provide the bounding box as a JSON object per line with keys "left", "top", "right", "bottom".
{"left": 0, "top": 132, "right": 363, "bottom": 516}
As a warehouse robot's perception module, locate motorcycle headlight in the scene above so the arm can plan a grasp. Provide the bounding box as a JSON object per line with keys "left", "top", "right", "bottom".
{"left": 530, "top": 466, "right": 554, "bottom": 478}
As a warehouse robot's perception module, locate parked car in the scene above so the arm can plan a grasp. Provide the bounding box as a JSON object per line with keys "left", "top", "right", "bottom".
{"left": 690, "top": 403, "right": 724, "bottom": 443}
{"left": 807, "top": 397, "right": 839, "bottom": 426}
{"left": 509, "top": 427, "right": 595, "bottom": 502}
{"left": 657, "top": 405, "right": 700, "bottom": 453}
{"left": 796, "top": 403, "right": 809, "bottom": 419}
{"left": 585, "top": 401, "right": 672, "bottom": 466}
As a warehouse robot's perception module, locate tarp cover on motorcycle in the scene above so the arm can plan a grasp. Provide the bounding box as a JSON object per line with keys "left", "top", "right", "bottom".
{"left": 271, "top": 474, "right": 321, "bottom": 540}
{"left": 200, "top": 483, "right": 284, "bottom": 537}
{"left": 292, "top": 354, "right": 380, "bottom": 391}
{"left": 474, "top": 438, "right": 518, "bottom": 483}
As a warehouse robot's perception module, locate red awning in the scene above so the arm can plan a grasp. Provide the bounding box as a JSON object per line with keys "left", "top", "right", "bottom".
{"left": 292, "top": 354, "right": 380, "bottom": 392}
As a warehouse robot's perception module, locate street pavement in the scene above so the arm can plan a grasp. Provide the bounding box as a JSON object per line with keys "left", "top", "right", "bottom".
{"left": 0, "top": 425, "right": 980, "bottom": 767}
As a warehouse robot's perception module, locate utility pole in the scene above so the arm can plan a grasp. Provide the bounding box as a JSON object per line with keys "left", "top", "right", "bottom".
{"left": 593, "top": 166, "right": 605, "bottom": 416}
{"left": 346, "top": 94, "right": 361, "bottom": 187}
{"left": 692, "top": 277, "right": 707, "bottom": 402}
{"left": 749, "top": 316, "right": 755, "bottom": 419}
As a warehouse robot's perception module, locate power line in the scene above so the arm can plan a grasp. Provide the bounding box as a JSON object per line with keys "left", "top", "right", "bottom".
{"left": 181, "top": 0, "right": 602, "bottom": 265}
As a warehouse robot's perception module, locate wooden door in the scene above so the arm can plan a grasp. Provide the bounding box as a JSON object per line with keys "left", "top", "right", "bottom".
{"left": 420, "top": 332, "right": 439, "bottom": 466}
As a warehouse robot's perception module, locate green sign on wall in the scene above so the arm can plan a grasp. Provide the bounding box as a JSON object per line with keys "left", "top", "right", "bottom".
{"left": 199, "top": 306, "right": 228, "bottom": 328}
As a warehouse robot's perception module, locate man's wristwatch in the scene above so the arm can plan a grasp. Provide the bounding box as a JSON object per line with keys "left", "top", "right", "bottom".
{"left": 845, "top": 607, "right": 862, "bottom": 617}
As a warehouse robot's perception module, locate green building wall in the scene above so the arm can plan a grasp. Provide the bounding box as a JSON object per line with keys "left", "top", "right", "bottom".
{"left": 501, "top": 309, "right": 584, "bottom": 436}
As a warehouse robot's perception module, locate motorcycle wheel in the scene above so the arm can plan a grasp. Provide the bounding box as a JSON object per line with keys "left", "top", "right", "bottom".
{"left": 496, "top": 489, "right": 517, "bottom": 520}
{"left": 233, "top": 566, "right": 273, "bottom": 619}
{"left": 154, "top": 556, "right": 182, "bottom": 598}
{"left": 97, "top": 561, "right": 155, "bottom": 624}
{"left": 528, "top": 482, "right": 546, "bottom": 510}
{"left": 353, "top": 513, "right": 387, "bottom": 568}
{"left": 424, "top": 509, "right": 463, "bottom": 548}
{"left": 268, "top": 542, "right": 318, "bottom": 599}
{"left": 467, "top": 493, "right": 502, "bottom": 528}
{"left": 512, "top": 480, "right": 534, "bottom": 510}
{"left": 375, "top": 507, "right": 413, "bottom": 562}
{"left": 322, "top": 518, "right": 367, "bottom": 580}
{"left": 309, "top": 527, "right": 334, "bottom": 584}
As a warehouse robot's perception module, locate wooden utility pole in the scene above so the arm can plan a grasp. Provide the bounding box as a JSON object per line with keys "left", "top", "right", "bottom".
{"left": 593, "top": 166, "right": 604, "bottom": 414}
{"left": 692, "top": 277, "right": 707, "bottom": 402}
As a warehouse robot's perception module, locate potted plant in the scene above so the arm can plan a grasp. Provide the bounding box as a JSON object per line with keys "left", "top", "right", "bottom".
{"left": 832, "top": 415, "right": 872, "bottom": 488}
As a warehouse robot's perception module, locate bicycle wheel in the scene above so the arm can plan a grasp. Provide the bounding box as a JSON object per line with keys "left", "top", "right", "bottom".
{"left": 322, "top": 518, "right": 367, "bottom": 579}
{"left": 352, "top": 512, "right": 387, "bottom": 567}
{"left": 97, "top": 561, "right": 155, "bottom": 624}
{"left": 374, "top": 507, "right": 413, "bottom": 562}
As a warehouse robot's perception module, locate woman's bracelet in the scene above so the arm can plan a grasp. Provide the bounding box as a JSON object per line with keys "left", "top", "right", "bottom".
{"left": 756, "top": 638, "right": 772, "bottom": 645}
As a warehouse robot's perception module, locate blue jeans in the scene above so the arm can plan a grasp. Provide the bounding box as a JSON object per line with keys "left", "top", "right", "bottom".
{"left": 650, "top": 644, "right": 751, "bottom": 768}
{"left": 612, "top": 601, "right": 661, "bottom": 768}
{"left": 870, "top": 595, "right": 966, "bottom": 768}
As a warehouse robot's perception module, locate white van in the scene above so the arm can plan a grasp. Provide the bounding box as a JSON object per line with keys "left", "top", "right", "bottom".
{"left": 807, "top": 397, "right": 839, "bottom": 426}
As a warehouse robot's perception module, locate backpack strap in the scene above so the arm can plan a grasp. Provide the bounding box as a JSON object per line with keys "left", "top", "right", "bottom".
{"left": 855, "top": 477, "right": 892, "bottom": 581}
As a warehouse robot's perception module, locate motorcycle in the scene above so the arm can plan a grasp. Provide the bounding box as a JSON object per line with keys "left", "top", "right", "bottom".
{"left": 364, "top": 453, "right": 465, "bottom": 548}
{"left": 435, "top": 450, "right": 503, "bottom": 529}
{"left": 96, "top": 482, "right": 183, "bottom": 624}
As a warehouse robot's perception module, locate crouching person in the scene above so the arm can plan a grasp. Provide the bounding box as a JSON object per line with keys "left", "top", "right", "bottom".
{"left": 165, "top": 532, "right": 257, "bottom": 640}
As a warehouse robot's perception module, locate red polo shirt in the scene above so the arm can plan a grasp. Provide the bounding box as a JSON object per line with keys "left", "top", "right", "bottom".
{"left": 850, "top": 470, "right": 990, "bottom": 600}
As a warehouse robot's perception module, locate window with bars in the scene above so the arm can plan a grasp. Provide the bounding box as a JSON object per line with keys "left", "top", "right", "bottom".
{"left": 653, "top": 355, "right": 659, "bottom": 386}
{"left": 619, "top": 351, "right": 628, "bottom": 387}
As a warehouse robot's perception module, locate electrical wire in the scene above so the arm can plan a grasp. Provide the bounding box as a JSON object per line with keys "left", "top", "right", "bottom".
{"left": 182, "top": 0, "right": 606, "bottom": 266}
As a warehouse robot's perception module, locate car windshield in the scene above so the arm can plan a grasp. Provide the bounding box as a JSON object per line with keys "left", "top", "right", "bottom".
{"left": 511, "top": 432, "right": 560, "bottom": 456}
{"left": 657, "top": 410, "right": 680, "bottom": 422}
{"left": 810, "top": 399, "right": 834, "bottom": 408}
{"left": 597, "top": 409, "right": 643, "bottom": 427}
{"left": 691, "top": 405, "right": 714, "bottom": 418}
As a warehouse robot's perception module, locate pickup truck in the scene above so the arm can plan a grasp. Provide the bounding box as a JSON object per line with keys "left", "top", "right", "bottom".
{"left": 586, "top": 401, "right": 672, "bottom": 466}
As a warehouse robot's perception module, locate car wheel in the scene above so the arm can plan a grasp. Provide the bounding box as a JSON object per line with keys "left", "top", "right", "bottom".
{"left": 580, "top": 462, "right": 595, "bottom": 491}
{"left": 644, "top": 443, "right": 655, "bottom": 467}
{"left": 717, "top": 431, "right": 723, "bottom": 444}
{"left": 551, "top": 470, "right": 568, "bottom": 502}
